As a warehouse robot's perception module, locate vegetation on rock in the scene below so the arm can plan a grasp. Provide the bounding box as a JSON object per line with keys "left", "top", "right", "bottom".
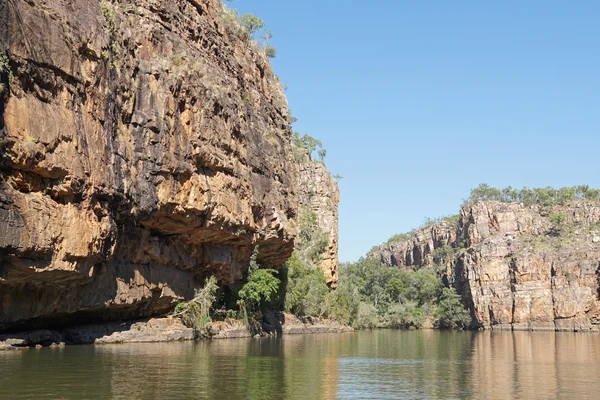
{"left": 464, "top": 183, "right": 600, "bottom": 207}
{"left": 173, "top": 276, "right": 219, "bottom": 337}
{"left": 238, "top": 268, "right": 280, "bottom": 320}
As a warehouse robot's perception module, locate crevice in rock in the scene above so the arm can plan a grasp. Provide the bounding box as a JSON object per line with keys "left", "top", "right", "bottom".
{"left": 508, "top": 257, "right": 517, "bottom": 326}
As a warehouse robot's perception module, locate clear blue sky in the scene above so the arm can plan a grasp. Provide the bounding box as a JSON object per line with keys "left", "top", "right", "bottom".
{"left": 233, "top": 0, "right": 600, "bottom": 262}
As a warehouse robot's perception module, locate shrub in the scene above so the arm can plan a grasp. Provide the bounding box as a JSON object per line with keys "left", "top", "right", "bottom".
{"left": 0, "top": 53, "right": 13, "bottom": 83}
{"left": 282, "top": 252, "right": 329, "bottom": 316}
{"left": 464, "top": 183, "right": 600, "bottom": 207}
{"left": 432, "top": 245, "right": 455, "bottom": 264}
{"left": 433, "top": 287, "right": 471, "bottom": 329}
{"left": 385, "top": 232, "right": 413, "bottom": 244}
{"left": 238, "top": 268, "right": 280, "bottom": 315}
{"left": 387, "top": 302, "right": 424, "bottom": 329}
{"left": 264, "top": 45, "right": 276, "bottom": 58}
{"left": 293, "top": 132, "right": 323, "bottom": 160}
{"left": 355, "top": 302, "right": 379, "bottom": 329}
{"left": 317, "top": 148, "right": 327, "bottom": 163}
{"left": 238, "top": 14, "right": 265, "bottom": 36}
{"left": 297, "top": 210, "right": 329, "bottom": 264}
{"left": 324, "top": 284, "right": 359, "bottom": 325}
{"left": 549, "top": 213, "right": 566, "bottom": 226}
{"left": 174, "top": 276, "right": 219, "bottom": 336}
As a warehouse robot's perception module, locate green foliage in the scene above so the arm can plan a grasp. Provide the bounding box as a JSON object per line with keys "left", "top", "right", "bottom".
{"left": 356, "top": 303, "right": 379, "bottom": 329}
{"left": 297, "top": 210, "right": 329, "bottom": 264}
{"left": 323, "top": 284, "right": 359, "bottom": 325}
{"left": 465, "top": 183, "right": 600, "bottom": 207}
{"left": 100, "top": 1, "right": 120, "bottom": 61}
{"left": 100, "top": 2, "right": 116, "bottom": 34}
{"left": 287, "top": 111, "right": 298, "bottom": 124}
{"left": 239, "top": 14, "right": 266, "bottom": 35}
{"left": 332, "top": 174, "right": 343, "bottom": 182}
{"left": 386, "top": 302, "right": 425, "bottom": 329}
{"left": 264, "top": 45, "right": 277, "bottom": 58}
{"left": 172, "top": 54, "right": 183, "bottom": 67}
{"left": 334, "top": 258, "right": 468, "bottom": 330}
{"left": 174, "top": 276, "right": 219, "bottom": 336}
{"left": 385, "top": 232, "right": 413, "bottom": 244}
{"left": 443, "top": 214, "right": 460, "bottom": 225}
{"left": 383, "top": 215, "right": 459, "bottom": 247}
{"left": 238, "top": 248, "right": 280, "bottom": 315}
{"left": 293, "top": 132, "right": 323, "bottom": 161}
{"left": 433, "top": 288, "right": 471, "bottom": 329}
{"left": 0, "top": 53, "right": 14, "bottom": 83}
{"left": 549, "top": 213, "right": 566, "bottom": 226}
{"left": 238, "top": 269, "right": 280, "bottom": 307}
{"left": 282, "top": 252, "right": 329, "bottom": 316}
{"left": 317, "top": 148, "right": 327, "bottom": 163}
{"left": 432, "top": 245, "right": 455, "bottom": 264}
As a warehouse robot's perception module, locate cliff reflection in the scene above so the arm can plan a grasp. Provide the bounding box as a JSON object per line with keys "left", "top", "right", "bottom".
{"left": 469, "top": 331, "right": 600, "bottom": 399}
{"left": 2, "top": 331, "right": 600, "bottom": 399}
{"left": 94, "top": 334, "right": 347, "bottom": 399}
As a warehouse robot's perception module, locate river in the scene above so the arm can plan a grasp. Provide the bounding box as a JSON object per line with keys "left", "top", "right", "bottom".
{"left": 1, "top": 330, "right": 599, "bottom": 399}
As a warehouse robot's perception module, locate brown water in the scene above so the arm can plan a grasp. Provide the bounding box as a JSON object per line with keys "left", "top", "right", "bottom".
{"left": 1, "top": 330, "right": 600, "bottom": 399}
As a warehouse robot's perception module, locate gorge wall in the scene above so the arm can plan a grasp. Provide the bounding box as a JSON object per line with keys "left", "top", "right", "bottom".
{"left": 370, "top": 201, "right": 600, "bottom": 331}
{"left": 297, "top": 159, "right": 339, "bottom": 286}
{"left": 0, "top": 0, "right": 308, "bottom": 331}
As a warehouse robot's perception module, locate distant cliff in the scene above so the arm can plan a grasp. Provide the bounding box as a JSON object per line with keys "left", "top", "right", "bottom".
{"left": 370, "top": 198, "right": 600, "bottom": 331}
{"left": 0, "top": 0, "right": 302, "bottom": 331}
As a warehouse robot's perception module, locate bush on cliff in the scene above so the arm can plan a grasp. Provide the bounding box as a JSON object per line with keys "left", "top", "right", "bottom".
{"left": 174, "top": 276, "right": 219, "bottom": 336}
{"left": 465, "top": 183, "right": 600, "bottom": 207}
{"left": 296, "top": 210, "right": 329, "bottom": 265}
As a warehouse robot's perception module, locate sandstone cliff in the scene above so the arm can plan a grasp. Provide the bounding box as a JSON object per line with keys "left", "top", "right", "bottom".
{"left": 297, "top": 158, "right": 339, "bottom": 286}
{"left": 369, "top": 201, "right": 600, "bottom": 331}
{"left": 0, "top": 0, "right": 300, "bottom": 331}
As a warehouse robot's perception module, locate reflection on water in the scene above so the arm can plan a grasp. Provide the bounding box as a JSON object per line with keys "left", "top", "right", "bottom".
{"left": 1, "top": 330, "right": 599, "bottom": 399}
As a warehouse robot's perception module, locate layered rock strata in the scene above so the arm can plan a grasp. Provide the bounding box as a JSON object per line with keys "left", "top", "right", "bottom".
{"left": 0, "top": 0, "right": 298, "bottom": 331}
{"left": 297, "top": 159, "right": 339, "bottom": 286}
{"left": 370, "top": 201, "right": 600, "bottom": 331}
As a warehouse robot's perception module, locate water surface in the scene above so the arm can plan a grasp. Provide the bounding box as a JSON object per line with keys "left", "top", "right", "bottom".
{"left": 1, "top": 330, "right": 599, "bottom": 399}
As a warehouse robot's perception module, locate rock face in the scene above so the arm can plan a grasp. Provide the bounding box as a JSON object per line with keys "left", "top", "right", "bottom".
{"left": 297, "top": 158, "right": 339, "bottom": 286}
{"left": 0, "top": 0, "right": 299, "bottom": 331}
{"left": 370, "top": 201, "right": 600, "bottom": 331}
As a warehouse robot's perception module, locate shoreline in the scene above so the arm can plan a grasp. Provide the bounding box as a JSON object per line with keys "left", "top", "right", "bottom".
{"left": 2, "top": 316, "right": 598, "bottom": 351}
{"left": 0, "top": 313, "right": 353, "bottom": 350}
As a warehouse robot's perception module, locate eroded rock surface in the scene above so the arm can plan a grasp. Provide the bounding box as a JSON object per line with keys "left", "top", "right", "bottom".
{"left": 0, "top": 0, "right": 298, "bottom": 331}
{"left": 370, "top": 201, "right": 600, "bottom": 331}
{"left": 297, "top": 159, "right": 339, "bottom": 286}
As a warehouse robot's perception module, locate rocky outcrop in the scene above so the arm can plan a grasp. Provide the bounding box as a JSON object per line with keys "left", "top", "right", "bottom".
{"left": 0, "top": 313, "right": 352, "bottom": 348}
{"left": 370, "top": 201, "right": 600, "bottom": 331}
{"left": 372, "top": 220, "right": 457, "bottom": 270}
{"left": 297, "top": 158, "right": 339, "bottom": 286}
{"left": 0, "top": 0, "right": 298, "bottom": 331}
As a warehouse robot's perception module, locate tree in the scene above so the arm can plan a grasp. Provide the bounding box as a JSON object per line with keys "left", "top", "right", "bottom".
{"left": 282, "top": 252, "right": 329, "bottom": 316}
{"left": 238, "top": 269, "right": 280, "bottom": 308}
{"left": 264, "top": 45, "right": 276, "bottom": 58}
{"left": 318, "top": 148, "right": 327, "bottom": 163}
{"left": 434, "top": 288, "right": 471, "bottom": 329}
{"left": 173, "top": 276, "right": 219, "bottom": 336}
{"left": 293, "top": 132, "right": 323, "bottom": 160}
{"left": 239, "top": 14, "right": 265, "bottom": 36}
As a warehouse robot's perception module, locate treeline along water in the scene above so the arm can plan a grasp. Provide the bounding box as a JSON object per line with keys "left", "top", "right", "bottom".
{"left": 1, "top": 330, "right": 600, "bottom": 399}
